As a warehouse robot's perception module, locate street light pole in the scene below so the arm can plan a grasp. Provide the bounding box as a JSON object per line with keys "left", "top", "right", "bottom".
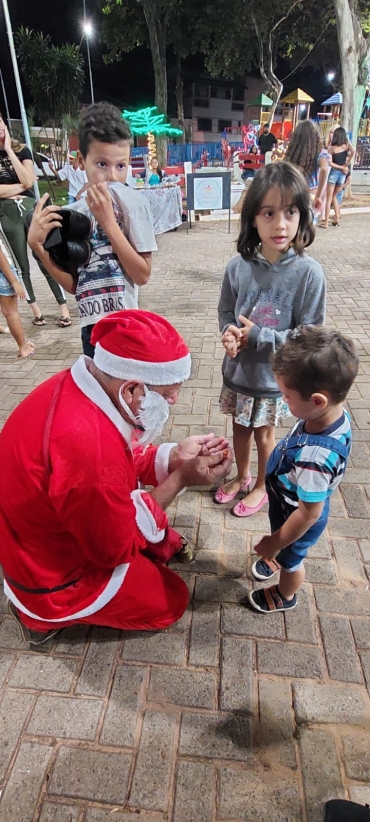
{"left": 1, "top": 0, "right": 39, "bottom": 198}
{"left": 0, "top": 65, "right": 13, "bottom": 135}
{"left": 82, "top": 0, "right": 95, "bottom": 104}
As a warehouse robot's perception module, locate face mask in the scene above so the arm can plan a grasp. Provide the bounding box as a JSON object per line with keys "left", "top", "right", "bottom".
{"left": 118, "top": 384, "right": 169, "bottom": 446}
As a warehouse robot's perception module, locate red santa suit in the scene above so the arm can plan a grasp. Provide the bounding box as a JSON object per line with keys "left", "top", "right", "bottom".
{"left": 0, "top": 311, "right": 192, "bottom": 632}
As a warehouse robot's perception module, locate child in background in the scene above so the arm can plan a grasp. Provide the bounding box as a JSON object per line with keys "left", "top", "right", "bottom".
{"left": 0, "top": 237, "right": 34, "bottom": 357}
{"left": 28, "top": 102, "right": 157, "bottom": 357}
{"left": 245, "top": 327, "right": 358, "bottom": 613}
{"left": 48, "top": 151, "right": 88, "bottom": 204}
{"left": 215, "top": 162, "right": 326, "bottom": 518}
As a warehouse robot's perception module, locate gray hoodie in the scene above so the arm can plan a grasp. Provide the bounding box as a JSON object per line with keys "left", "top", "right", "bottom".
{"left": 218, "top": 248, "right": 326, "bottom": 398}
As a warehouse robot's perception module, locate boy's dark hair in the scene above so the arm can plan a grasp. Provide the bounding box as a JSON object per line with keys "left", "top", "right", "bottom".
{"left": 285, "top": 120, "right": 322, "bottom": 180}
{"left": 331, "top": 126, "right": 348, "bottom": 146}
{"left": 272, "top": 326, "right": 359, "bottom": 403}
{"left": 78, "top": 102, "right": 133, "bottom": 158}
{"left": 237, "top": 161, "right": 314, "bottom": 260}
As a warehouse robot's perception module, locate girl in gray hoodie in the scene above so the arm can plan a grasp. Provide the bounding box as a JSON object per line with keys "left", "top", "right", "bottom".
{"left": 215, "top": 162, "right": 326, "bottom": 517}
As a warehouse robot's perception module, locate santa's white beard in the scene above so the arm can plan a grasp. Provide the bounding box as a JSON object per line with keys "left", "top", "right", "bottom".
{"left": 119, "top": 385, "right": 169, "bottom": 446}
{"left": 136, "top": 388, "right": 169, "bottom": 445}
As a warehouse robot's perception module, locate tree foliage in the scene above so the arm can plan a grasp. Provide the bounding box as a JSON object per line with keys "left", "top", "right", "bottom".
{"left": 100, "top": 0, "right": 211, "bottom": 154}
{"left": 16, "top": 28, "right": 84, "bottom": 123}
{"left": 100, "top": 0, "right": 370, "bottom": 152}
{"left": 16, "top": 28, "right": 84, "bottom": 167}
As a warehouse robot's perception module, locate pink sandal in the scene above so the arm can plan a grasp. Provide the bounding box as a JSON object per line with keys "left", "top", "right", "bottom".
{"left": 231, "top": 493, "right": 268, "bottom": 517}
{"left": 213, "top": 473, "right": 252, "bottom": 504}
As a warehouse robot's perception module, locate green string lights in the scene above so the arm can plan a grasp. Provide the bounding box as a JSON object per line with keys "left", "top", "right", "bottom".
{"left": 122, "top": 106, "right": 183, "bottom": 160}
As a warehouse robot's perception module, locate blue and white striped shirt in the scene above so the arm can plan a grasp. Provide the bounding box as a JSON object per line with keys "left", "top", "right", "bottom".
{"left": 277, "top": 411, "right": 352, "bottom": 505}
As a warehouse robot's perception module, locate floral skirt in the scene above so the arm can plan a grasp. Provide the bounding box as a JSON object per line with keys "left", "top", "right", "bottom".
{"left": 220, "top": 385, "right": 291, "bottom": 428}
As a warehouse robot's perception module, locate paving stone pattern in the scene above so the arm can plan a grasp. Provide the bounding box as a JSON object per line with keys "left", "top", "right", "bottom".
{"left": 0, "top": 215, "right": 370, "bottom": 820}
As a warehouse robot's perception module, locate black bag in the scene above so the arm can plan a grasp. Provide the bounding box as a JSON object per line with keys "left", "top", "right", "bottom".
{"left": 27, "top": 205, "right": 91, "bottom": 277}
{"left": 325, "top": 800, "right": 370, "bottom": 822}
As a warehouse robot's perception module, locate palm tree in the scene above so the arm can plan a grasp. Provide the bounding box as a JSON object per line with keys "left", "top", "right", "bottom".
{"left": 16, "top": 28, "right": 85, "bottom": 168}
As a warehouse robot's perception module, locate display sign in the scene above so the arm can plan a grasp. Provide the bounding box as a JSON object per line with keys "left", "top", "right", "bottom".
{"left": 194, "top": 176, "right": 223, "bottom": 210}
{"left": 186, "top": 172, "right": 232, "bottom": 232}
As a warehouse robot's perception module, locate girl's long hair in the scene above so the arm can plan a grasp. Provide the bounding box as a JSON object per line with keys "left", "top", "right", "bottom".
{"left": 237, "top": 161, "right": 315, "bottom": 260}
{"left": 285, "top": 120, "right": 322, "bottom": 180}
{"left": 331, "top": 126, "right": 348, "bottom": 146}
{"left": 151, "top": 159, "right": 163, "bottom": 181}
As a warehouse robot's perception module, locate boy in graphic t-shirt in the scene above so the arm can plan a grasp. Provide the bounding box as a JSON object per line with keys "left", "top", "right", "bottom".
{"left": 28, "top": 102, "right": 157, "bottom": 356}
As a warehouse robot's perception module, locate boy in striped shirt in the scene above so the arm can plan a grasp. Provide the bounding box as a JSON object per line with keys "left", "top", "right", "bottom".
{"left": 244, "top": 327, "right": 358, "bottom": 614}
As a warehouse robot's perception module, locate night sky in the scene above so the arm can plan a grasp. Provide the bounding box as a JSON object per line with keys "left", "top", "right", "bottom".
{"left": 0, "top": 0, "right": 331, "bottom": 123}
{"left": 0, "top": 0, "right": 155, "bottom": 119}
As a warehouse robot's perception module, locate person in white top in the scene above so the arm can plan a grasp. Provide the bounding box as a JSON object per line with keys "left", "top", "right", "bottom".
{"left": 49, "top": 151, "right": 88, "bottom": 203}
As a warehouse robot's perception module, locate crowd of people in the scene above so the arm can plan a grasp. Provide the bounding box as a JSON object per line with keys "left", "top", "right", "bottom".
{"left": 0, "top": 100, "right": 359, "bottom": 639}
{"left": 0, "top": 108, "right": 353, "bottom": 358}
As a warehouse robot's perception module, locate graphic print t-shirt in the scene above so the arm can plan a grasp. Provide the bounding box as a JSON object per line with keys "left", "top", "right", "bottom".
{"left": 0, "top": 147, "right": 34, "bottom": 197}
{"left": 71, "top": 185, "right": 157, "bottom": 327}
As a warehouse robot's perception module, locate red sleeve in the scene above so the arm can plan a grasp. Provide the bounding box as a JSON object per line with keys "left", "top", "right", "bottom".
{"left": 133, "top": 441, "right": 178, "bottom": 487}
{"left": 132, "top": 444, "right": 158, "bottom": 486}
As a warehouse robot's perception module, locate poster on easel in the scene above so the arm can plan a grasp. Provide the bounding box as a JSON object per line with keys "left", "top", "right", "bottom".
{"left": 186, "top": 172, "right": 232, "bottom": 232}
{"left": 194, "top": 177, "right": 223, "bottom": 210}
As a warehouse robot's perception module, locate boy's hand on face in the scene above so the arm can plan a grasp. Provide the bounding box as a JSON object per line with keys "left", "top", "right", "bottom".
{"left": 86, "top": 183, "right": 115, "bottom": 230}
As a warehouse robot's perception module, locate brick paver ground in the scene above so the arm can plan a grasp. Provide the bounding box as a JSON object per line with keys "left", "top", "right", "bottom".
{"left": 0, "top": 214, "right": 370, "bottom": 821}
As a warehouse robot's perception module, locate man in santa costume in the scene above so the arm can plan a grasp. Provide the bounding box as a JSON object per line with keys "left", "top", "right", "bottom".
{"left": 0, "top": 310, "right": 232, "bottom": 647}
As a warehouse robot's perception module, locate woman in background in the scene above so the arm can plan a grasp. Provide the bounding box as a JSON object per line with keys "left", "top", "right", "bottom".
{"left": 146, "top": 157, "right": 164, "bottom": 186}
{"left": 321, "top": 127, "right": 354, "bottom": 228}
{"left": 285, "top": 120, "right": 329, "bottom": 217}
{"left": 0, "top": 115, "right": 71, "bottom": 327}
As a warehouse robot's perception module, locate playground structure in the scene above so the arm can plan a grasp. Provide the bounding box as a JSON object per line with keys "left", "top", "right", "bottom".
{"left": 127, "top": 84, "right": 370, "bottom": 190}
{"left": 319, "top": 92, "right": 343, "bottom": 122}
{"left": 280, "top": 88, "right": 314, "bottom": 134}
{"left": 246, "top": 93, "right": 274, "bottom": 127}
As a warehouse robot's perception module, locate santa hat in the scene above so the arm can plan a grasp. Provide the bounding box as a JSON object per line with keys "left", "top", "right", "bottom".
{"left": 91, "top": 310, "right": 191, "bottom": 385}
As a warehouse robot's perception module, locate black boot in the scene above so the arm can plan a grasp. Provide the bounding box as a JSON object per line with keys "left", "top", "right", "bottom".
{"left": 8, "top": 601, "right": 62, "bottom": 651}
{"left": 325, "top": 800, "right": 370, "bottom": 822}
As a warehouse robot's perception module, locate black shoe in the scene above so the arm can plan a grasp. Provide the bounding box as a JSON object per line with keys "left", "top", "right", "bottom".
{"left": 8, "top": 601, "right": 62, "bottom": 650}
{"left": 325, "top": 800, "right": 370, "bottom": 821}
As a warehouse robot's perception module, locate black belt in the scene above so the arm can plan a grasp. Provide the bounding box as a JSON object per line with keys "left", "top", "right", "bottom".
{"left": 5, "top": 574, "right": 82, "bottom": 595}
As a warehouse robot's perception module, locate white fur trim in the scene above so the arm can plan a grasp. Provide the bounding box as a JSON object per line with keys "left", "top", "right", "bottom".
{"left": 130, "top": 489, "right": 166, "bottom": 543}
{"left": 154, "top": 443, "right": 178, "bottom": 485}
{"left": 94, "top": 343, "right": 191, "bottom": 385}
{"left": 4, "top": 564, "right": 129, "bottom": 622}
{"left": 71, "top": 356, "right": 134, "bottom": 446}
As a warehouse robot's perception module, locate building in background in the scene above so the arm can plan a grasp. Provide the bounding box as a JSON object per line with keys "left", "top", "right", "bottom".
{"left": 180, "top": 76, "right": 264, "bottom": 143}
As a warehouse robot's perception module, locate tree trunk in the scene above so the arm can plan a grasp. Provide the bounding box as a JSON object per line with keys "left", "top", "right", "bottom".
{"left": 174, "top": 52, "right": 185, "bottom": 143}
{"left": 252, "top": 13, "right": 283, "bottom": 124}
{"left": 252, "top": 2, "right": 303, "bottom": 128}
{"left": 334, "top": 0, "right": 370, "bottom": 152}
{"left": 141, "top": 0, "right": 168, "bottom": 167}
